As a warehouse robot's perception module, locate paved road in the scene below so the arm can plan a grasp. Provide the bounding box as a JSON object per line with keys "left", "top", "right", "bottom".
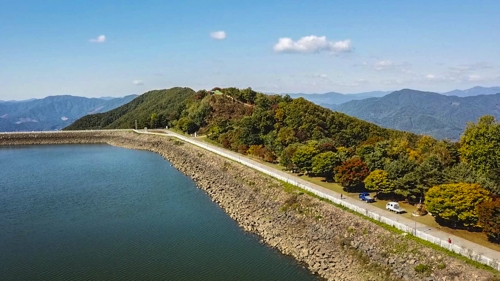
{"left": 136, "top": 129, "right": 500, "bottom": 267}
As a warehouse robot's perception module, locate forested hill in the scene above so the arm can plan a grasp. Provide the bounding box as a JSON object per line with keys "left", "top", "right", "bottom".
{"left": 66, "top": 86, "right": 410, "bottom": 147}
{"left": 66, "top": 86, "right": 500, "bottom": 238}
{"left": 65, "top": 87, "right": 196, "bottom": 130}
{"left": 331, "top": 89, "right": 500, "bottom": 140}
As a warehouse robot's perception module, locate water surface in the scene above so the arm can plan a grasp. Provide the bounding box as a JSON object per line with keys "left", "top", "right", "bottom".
{"left": 0, "top": 144, "right": 317, "bottom": 281}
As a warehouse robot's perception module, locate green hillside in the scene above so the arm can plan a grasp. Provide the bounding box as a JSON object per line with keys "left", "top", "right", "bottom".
{"left": 67, "top": 86, "right": 499, "bottom": 207}
{"left": 65, "top": 87, "right": 195, "bottom": 130}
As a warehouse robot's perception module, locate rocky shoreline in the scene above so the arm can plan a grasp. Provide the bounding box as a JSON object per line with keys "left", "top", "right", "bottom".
{"left": 1, "top": 131, "right": 498, "bottom": 281}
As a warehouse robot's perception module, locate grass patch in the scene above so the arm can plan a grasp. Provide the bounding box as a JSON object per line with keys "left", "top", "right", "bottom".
{"left": 414, "top": 263, "right": 432, "bottom": 275}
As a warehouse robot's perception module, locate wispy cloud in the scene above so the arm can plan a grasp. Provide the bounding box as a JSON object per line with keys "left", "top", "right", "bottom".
{"left": 132, "top": 80, "right": 144, "bottom": 86}
{"left": 89, "top": 35, "right": 106, "bottom": 43}
{"left": 467, "top": 74, "right": 484, "bottom": 82}
{"left": 273, "top": 35, "right": 352, "bottom": 54}
{"left": 210, "top": 31, "right": 226, "bottom": 40}
{"left": 315, "top": 74, "right": 328, "bottom": 79}
{"left": 374, "top": 60, "right": 395, "bottom": 71}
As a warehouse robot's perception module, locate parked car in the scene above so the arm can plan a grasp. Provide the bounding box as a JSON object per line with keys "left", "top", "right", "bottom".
{"left": 386, "top": 202, "right": 406, "bottom": 214}
{"left": 359, "top": 192, "right": 375, "bottom": 203}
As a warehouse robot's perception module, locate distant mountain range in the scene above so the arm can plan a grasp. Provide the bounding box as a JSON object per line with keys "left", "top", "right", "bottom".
{"left": 443, "top": 86, "right": 500, "bottom": 97}
{"left": 328, "top": 89, "right": 500, "bottom": 140}
{"left": 285, "top": 86, "right": 500, "bottom": 106}
{"left": 0, "top": 95, "right": 137, "bottom": 132}
{"left": 286, "top": 91, "right": 391, "bottom": 105}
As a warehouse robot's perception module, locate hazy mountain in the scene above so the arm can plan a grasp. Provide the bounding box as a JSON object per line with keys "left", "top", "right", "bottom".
{"left": 0, "top": 95, "right": 137, "bottom": 132}
{"left": 286, "top": 90, "right": 390, "bottom": 105}
{"left": 443, "top": 86, "right": 500, "bottom": 97}
{"left": 330, "top": 89, "right": 500, "bottom": 140}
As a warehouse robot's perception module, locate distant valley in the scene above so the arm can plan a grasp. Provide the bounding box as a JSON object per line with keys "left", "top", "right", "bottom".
{"left": 0, "top": 95, "right": 137, "bottom": 132}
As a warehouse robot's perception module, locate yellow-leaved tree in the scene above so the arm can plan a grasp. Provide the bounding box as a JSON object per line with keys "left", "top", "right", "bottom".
{"left": 425, "top": 183, "right": 491, "bottom": 228}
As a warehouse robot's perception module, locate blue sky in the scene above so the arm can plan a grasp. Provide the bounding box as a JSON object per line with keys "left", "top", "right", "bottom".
{"left": 1, "top": 0, "right": 499, "bottom": 100}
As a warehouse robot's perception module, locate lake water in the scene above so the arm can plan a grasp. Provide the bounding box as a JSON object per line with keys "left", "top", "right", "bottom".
{"left": 0, "top": 144, "right": 317, "bottom": 281}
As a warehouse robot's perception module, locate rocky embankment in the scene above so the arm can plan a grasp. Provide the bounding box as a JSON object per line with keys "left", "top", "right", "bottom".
{"left": 1, "top": 131, "right": 498, "bottom": 281}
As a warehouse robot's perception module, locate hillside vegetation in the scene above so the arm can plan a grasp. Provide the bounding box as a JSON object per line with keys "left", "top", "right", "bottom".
{"left": 67, "top": 87, "right": 500, "bottom": 241}
{"left": 331, "top": 89, "right": 500, "bottom": 140}
{"left": 65, "top": 87, "right": 195, "bottom": 130}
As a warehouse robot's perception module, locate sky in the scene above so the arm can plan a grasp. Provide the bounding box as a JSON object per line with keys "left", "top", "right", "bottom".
{"left": 1, "top": 0, "right": 499, "bottom": 100}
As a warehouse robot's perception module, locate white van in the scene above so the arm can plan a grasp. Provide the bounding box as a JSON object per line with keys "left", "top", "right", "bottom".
{"left": 386, "top": 202, "right": 405, "bottom": 214}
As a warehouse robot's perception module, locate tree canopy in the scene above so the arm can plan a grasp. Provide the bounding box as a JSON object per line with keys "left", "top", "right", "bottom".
{"left": 425, "top": 183, "right": 491, "bottom": 227}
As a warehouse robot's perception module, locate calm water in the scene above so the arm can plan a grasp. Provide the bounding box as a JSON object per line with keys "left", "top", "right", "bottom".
{"left": 0, "top": 144, "right": 317, "bottom": 281}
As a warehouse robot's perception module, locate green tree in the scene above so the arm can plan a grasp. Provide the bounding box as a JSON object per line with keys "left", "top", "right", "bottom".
{"left": 334, "top": 157, "right": 370, "bottom": 192}
{"left": 241, "top": 87, "right": 257, "bottom": 104}
{"left": 280, "top": 143, "right": 300, "bottom": 170}
{"left": 311, "top": 151, "right": 339, "bottom": 180}
{"left": 477, "top": 200, "right": 500, "bottom": 243}
{"left": 425, "top": 183, "right": 491, "bottom": 227}
{"left": 150, "top": 112, "right": 158, "bottom": 128}
{"left": 411, "top": 155, "right": 444, "bottom": 202}
{"left": 364, "top": 169, "right": 394, "bottom": 193}
{"left": 292, "top": 144, "right": 319, "bottom": 172}
{"left": 176, "top": 117, "right": 198, "bottom": 134}
{"left": 459, "top": 115, "right": 500, "bottom": 176}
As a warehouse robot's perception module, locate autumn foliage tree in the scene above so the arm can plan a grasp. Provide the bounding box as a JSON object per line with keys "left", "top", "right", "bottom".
{"left": 364, "top": 169, "right": 394, "bottom": 194}
{"left": 334, "top": 157, "right": 370, "bottom": 191}
{"left": 477, "top": 199, "right": 500, "bottom": 243}
{"left": 425, "top": 183, "right": 491, "bottom": 228}
{"left": 291, "top": 144, "right": 319, "bottom": 172}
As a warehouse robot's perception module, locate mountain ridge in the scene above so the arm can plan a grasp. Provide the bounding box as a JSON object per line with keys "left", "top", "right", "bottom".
{"left": 331, "top": 89, "right": 500, "bottom": 140}
{"left": 0, "top": 95, "right": 137, "bottom": 132}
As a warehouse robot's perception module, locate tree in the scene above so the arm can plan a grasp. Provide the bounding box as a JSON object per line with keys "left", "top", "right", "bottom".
{"left": 459, "top": 115, "right": 500, "bottom": 176}
{"left": 334, "top": 157, "right": 370, "bottom": 192}
{"left": 150, "top": 112, "right": 159, "bottom": 128}
{"left": 477, "top": 199, "right": 500, "bottom": 243}
{"left": 241, "top": 87, "right": 257, "bottom": 104}
{"left": 364, "top": 169, "right": 394, "bottom": 193}
{"left": 411, "top": 155, "right": 444, "bottom": 202}
{"left": 292, "top": 144, "right": 319, "bottom": 172}
{"left": 425, "top": 183, "right": 491, "bottom": 228}
{"left": 176, "top": 117, "right": 198, "bottom": 134}
{"left": 280, "top": 143, "right": 300, "bottom": 170}
{"left": 311, "top": 151, "right": 339, "bottom": 180}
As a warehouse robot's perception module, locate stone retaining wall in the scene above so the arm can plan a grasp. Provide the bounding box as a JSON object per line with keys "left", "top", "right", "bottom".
{"left": 1, "top": 131, "right": 497, "bottom": 281}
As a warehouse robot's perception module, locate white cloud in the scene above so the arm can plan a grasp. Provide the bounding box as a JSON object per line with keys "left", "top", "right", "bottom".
{"left": 425, "top": 74, "right": 436, "bottom": 80}
{"left": 467, "top": 74, "right": 483, "bottom": 82}
{"left": 374, "top": 60, "right": 395, "bottom": 71}
{"left": 132, "top": 80, "right": 144, "bottom": 85}
{"left": 210, "top": 31, "right": 226, "bottom": 40}
{"left": 273, "top": 35, "right": 352, "bottom": 54}
{"left": 89, "top": 35, "right": 106, "bottom": 43}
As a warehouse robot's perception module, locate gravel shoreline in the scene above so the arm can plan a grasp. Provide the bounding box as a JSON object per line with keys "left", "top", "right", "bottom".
{"left": 1, "top": 131, "right": 497, "bottom": 281}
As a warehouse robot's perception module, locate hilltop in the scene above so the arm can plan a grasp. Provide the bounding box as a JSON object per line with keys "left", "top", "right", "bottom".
{"left": 65, "top": 87, "right": 196, "bottom": 130}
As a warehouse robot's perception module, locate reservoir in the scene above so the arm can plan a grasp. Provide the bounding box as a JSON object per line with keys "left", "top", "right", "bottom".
{"left": 0, "top": 144, "right": 317, "bottom": 281}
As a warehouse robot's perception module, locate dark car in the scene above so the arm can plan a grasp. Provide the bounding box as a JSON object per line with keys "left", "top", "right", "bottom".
{"left": 359, "top": 192, "right": 375, "bottom": 203}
